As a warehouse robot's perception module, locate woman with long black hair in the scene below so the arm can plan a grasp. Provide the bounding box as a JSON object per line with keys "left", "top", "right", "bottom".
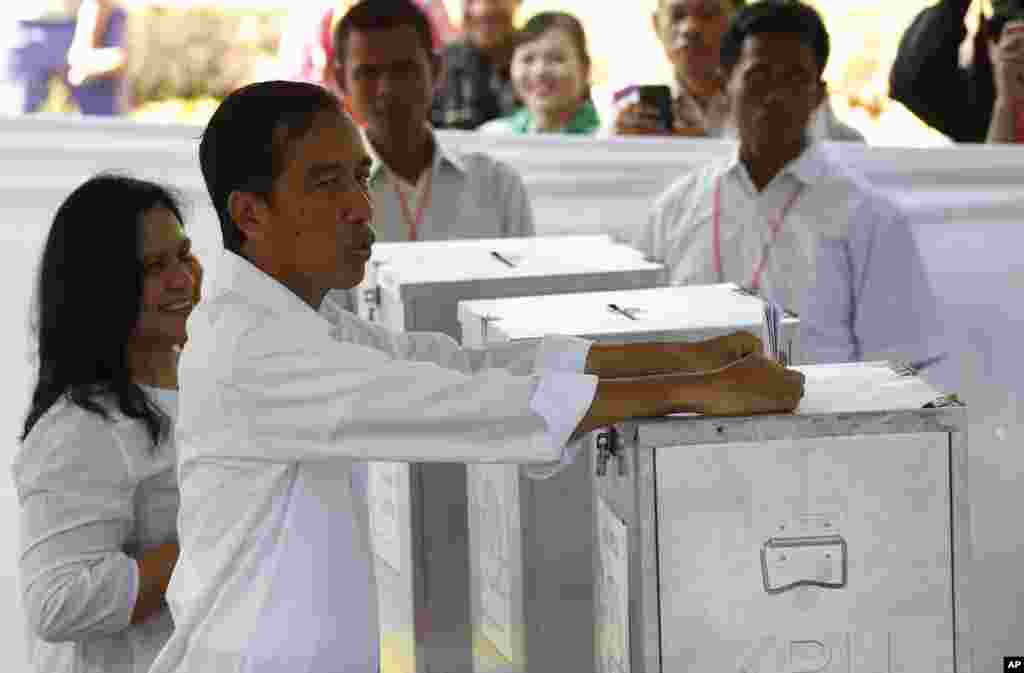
{"left": 13, "top": 174, "right": 201, "bottom": 673}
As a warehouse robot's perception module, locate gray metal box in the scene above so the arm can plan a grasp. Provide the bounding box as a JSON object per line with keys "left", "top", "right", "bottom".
{"left": 354, "top": 235, "right": 665, "bottom": 673}
{"left": 592, "top": 362, "right": 971, "bottom": 673}
{"left": 457, "top": 284, "right": 800, "bottom": 672}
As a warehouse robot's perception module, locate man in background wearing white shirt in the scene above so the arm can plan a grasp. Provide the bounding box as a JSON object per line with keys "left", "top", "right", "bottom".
{"left": 634, "top": 0, "right": 938, "bottom": 365}
{"left": 333, "top": 0, "right": 533, "bottom": 243}
{"left": 149, "top": 79, "right": 803, "bottom": 673}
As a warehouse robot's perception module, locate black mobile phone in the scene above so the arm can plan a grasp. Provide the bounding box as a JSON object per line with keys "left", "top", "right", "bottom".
{"left": 637, "top": 85, "right": 674, "bottom": 133}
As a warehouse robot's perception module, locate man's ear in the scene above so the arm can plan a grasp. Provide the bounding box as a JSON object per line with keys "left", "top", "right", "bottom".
{"left": 227, "top": 191, "right": 269, "bottom": 244}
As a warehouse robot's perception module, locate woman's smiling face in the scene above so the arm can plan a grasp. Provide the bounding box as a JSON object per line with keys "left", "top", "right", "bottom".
{"left": 510, "top": 27, "right": 590, "bottom": 122}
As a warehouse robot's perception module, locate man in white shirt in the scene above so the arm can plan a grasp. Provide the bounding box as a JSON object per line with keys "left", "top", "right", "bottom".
{"left": 149, "top": 79, "right": 804, "bottom": 673}
{"left": 633, "top": 0, "right": 938, "bottom": 364}
{"left": 332, "top": 0, "right": 532, "bottom": 243}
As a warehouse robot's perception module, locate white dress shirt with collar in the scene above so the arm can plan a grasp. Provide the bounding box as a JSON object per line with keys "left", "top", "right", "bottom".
{"left": 148, "top": 249, "right": 596, "bottom": 673}
{"left": 363, "top": 127, "right": 535, "bottom": 242}
{"left": 13, "top": 387, "right": 179, "bottom": 673}
{"left": 633, "top": 141, "right": 939, "bottom": 364}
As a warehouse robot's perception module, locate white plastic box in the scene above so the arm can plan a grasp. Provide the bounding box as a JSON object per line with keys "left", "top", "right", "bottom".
{"left": 457, "top": 283, "right": 799, "bottom": 672}
{"left": 354, "top": 235, "right": 665, "bottom": 673}
{"left": 591, "top": 362, "right": 971, "bottom": 673}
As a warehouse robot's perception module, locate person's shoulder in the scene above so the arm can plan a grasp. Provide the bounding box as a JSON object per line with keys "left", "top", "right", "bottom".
{"left": 814, "top": 149, "right": 907, "bottom": 228}
{"left": 13, "top": 396, "right": 134, "bottom": 490}
{"left": 653, "top": 158, "right": 723, "bottom": 211}
{"left": 448, "top": 146, "right": 524, "bottom": 186}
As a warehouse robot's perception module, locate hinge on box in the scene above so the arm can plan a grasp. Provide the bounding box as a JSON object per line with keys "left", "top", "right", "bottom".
{"left": 596, "top": 427, "right": 627, "bottom": 478}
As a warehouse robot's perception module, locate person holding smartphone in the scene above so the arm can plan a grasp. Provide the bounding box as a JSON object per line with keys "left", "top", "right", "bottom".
{"left": 986, "top": 17, "right": 1024, "bottom": 142}
{"left": 608, "top": 0, "right": 863, "bottom": 141}
{"left": 633, "top": 1, "right": 937, "bottom": 365}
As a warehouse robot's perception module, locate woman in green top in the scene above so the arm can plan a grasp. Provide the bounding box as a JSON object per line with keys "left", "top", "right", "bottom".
{"left": 480, "top": 11, "right": 600, "bottom": 135}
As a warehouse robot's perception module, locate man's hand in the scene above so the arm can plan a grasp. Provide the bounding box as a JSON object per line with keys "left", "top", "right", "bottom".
{"left": 688, "top": 331, "right": 764, "bottom": 371}
{"left": 613, "top": 100, "right": 674, "bottom": 135}
{"left": 674, "top": 354, "right": 805, "bottom": 417}
{"left": 611, "top": 101, "right": 709, "bottom": 137}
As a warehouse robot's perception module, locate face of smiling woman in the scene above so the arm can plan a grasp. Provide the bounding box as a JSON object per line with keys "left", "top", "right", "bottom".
{"left": 510, "top": 27, "right": 589, "bottom": 125}
{"left": 131, "top": 205, "right": 201, "bottom": 348}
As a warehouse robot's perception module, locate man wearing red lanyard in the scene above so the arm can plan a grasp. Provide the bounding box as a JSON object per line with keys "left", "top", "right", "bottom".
{"left": 331, "top": 0, "right": 534, "bottom": 245}
{"left": 633, "top": 1, "right": 939, "bottom": 365}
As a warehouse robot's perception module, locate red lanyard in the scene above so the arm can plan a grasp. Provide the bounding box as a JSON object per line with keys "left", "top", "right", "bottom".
{"left": 713, "top": 174, "right": 804, "bottom": 292}
{"left": 390, "top": 168, "right": 434, "bottom": 241}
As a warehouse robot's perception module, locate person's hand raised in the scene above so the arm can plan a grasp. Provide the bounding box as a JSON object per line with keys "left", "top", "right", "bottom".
{"left": 993, "top": 20, "right": 1024, "bottom": 102}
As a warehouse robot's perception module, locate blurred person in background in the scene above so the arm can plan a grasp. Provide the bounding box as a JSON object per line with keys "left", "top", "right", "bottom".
{"left": 633, "top": 1, "right": 936, "bottom": 365}
{"left": 3, "top": 2, "right": 77, "bottom": 114}
{"left": 334, "top": 0, "right": 533, "bottom": 243}
{"left": 278, "top": 0, "right": 456, "bottom": 98}
{"left": 432, "top": 0, "right": 522, "bottom": 129}
{"left": 480, "top": 11, "right": 601, "bottom": 134}
{"left": 987, "top": 13, "right": 1024, "bottom": 141}
{"left": 14, "top": 175, "right": 202, "bottom": 673}
{"left": 612, "top": 0, "right": 743, "bottom": 137}
{"left": 609, "top": 0, "right": 863, "bottom": 141}
{"left": 890, "top": 0, "right": 1024, "bottom": 142}
{"left": 65, "top": 0, "right": 128, "bottom": 115}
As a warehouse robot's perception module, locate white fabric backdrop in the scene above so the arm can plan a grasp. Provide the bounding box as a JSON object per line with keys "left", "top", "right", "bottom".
{"left": 1, "top": 114, "right": 1022, "bottom": 671}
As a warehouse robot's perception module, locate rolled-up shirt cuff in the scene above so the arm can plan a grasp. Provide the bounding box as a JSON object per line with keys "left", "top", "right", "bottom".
{"left": 534, "top": 335, "right": 593, "bottom": 374}
{"left": 126, "top": 557, "right": 140, "bottom": 627}
{"left": 525, "top": 370, "right": 598, "bottom": 479}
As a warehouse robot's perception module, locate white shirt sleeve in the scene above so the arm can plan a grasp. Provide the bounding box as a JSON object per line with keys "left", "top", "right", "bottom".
{"left": 12, "top": 407, "right": 141, "bottom": 643}
{"left": 317, "top": 299, "right": 595, "bottom": 474}
{"left": 192, "top": 306, "right": 598, "bottom": 465}
{"left": 848, "top": 201, "right": 942, "bottom": 362}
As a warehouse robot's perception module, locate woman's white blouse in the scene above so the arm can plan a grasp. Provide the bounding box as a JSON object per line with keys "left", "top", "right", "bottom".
{"left": 12, "top": 387, "right": 179, "bottom": 673}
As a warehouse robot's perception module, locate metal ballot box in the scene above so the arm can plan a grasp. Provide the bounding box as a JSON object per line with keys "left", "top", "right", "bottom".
{"left": 592, "top": 362, "right": 971, "bottom": 673}
{"left": 355, "top": 234, "right": 662, "bottom": 339}
{"left": 356, "top": 235, "right": 665, "bottom": 673}
{"left": 456, "top": 284, "right": 800, "bottom": 673}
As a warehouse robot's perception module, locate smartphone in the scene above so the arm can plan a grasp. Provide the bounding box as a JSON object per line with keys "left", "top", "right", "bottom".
{"left": 637, "top": 85, "right": 674, "bottom": 133}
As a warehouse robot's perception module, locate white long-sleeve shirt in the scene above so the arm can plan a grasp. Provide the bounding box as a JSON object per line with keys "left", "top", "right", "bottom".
{"left": 149, "top": 249, "right": 597, "bottom": 673}
{"left": 633, "top": 142, "right": 940, "bottom": 364}
{"left": 12, "top": 386, "right": 179, "bottom": 673}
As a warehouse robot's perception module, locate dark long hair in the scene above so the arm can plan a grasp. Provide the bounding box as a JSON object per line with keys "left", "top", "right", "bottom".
{"left": 21, "top": 174, "right": 185, "bottom": 448}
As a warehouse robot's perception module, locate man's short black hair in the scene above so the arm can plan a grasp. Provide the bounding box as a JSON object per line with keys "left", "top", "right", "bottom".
{"left": 720, "top": 1, "right": 830, "bottom": 76}
{"left": 333, "top": 0, "right": 436, "bottom": 73}
{"left": 199, "top": 80, "right": 339, "bottom": 254}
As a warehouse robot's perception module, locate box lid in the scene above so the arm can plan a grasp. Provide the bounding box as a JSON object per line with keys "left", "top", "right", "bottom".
{"left": 370, "top": 235, "right": 663, "bottom": 301}
{"left": 630, "top": 362, "right": 964, "bottom": 446}
{"left": 458, "top": 283, "right": 798, "bottom": 342}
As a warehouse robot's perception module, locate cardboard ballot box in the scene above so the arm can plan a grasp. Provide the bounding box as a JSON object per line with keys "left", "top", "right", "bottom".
{"left": 457, "top": 284, "right": 800, "bottom": 672}
{"left": 591, "top": 362, "right": 971, "bottom": 673}
{"left": 353, "top": 235, "right": 664, "bottom": 673}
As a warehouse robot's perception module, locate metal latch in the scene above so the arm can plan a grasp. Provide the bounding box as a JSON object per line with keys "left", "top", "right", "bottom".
{"left": 362, "top": 286, "right": 381, "bottom": 321}
{"left": 480, "top": 315, "right": 500, "bottom": 342}
{"left": 595, "top": 427, "right": 626, "bottom": 477}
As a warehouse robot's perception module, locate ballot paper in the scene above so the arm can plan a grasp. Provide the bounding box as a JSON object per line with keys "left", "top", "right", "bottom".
{"left": 793, "top": 362, "right": 952, "bottom": 415}
{"left": 762, "top": 300, "right": 784, "bottom": 363}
